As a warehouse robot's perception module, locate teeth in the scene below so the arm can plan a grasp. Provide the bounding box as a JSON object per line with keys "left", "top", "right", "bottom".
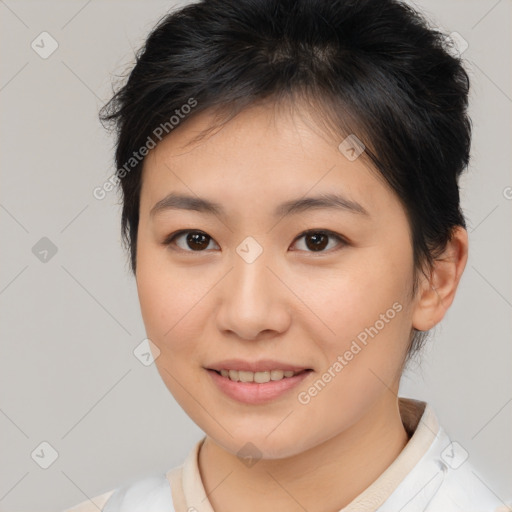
{"left": 218, "top": 369, "right": 301, "bottom": 382}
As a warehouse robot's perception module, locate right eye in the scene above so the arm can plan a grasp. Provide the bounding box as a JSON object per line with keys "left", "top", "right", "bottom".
{"left": 163, "top": 230, "right": 220, "bottom": 252}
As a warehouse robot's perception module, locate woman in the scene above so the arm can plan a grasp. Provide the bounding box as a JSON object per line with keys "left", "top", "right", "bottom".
{"left": 65, "top": 0, "right": 511, "bottom": 510}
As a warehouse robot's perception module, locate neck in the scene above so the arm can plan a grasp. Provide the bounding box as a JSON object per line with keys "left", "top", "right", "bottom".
{"left": 198, "top": 394, "right": 410, "bottom": 512}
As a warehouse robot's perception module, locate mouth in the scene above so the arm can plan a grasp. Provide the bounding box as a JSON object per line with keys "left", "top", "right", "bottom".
{"left": 205, "top": 368, "right": 314, "bottom": 404}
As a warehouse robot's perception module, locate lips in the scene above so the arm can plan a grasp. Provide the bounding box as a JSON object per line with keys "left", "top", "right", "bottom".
{"left": 206, "top": 367, "right": 312, "bottom": 404}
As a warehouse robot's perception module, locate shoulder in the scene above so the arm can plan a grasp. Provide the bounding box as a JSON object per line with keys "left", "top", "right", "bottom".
{"left": 380, "top": 402, "right": 511, "bottom": 512}
{"left": 420, "top": 427, "right": 511, "bottom": 512}
{"left": 426, "top": 453, "right": 512, "bottom": 512}
{"left": 63, "top": 473, "right": 174, "bottom": 512}
{"left": 62, "top": 438, "right": 204, "bottom": 512}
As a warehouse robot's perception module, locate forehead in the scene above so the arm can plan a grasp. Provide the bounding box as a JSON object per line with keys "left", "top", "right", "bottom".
{"left": 140, "top": 103, "right": 401, "bottom": 222}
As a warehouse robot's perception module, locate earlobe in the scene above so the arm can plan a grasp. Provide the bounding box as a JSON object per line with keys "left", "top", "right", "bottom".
{"left": 412, "top": 226, "right": 469, "bottom": 332}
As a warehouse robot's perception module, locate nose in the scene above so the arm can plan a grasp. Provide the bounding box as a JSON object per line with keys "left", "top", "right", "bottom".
{"left": 215, "top": 249, "right": 291, "bottom": 341}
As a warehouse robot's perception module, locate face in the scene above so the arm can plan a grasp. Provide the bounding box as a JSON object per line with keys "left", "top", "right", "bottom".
{"left": 136, "top": 101, "right": 419, "bottom": 459}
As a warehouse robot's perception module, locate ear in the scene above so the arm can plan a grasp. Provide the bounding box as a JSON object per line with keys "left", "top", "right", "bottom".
{"left": 412, "top": 226, "right": 469, "bottom": 331}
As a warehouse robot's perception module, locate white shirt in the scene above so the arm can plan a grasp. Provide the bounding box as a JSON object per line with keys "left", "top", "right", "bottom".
{"left": 64, "top": 397, "right": 511, "bottom": 512}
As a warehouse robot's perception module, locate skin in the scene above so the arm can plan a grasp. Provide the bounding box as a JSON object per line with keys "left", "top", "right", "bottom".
{"left": 135, "top": 100, "right": 468, "bottom": 512}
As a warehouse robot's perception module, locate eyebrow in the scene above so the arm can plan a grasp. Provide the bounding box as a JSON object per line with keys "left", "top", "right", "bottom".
{"left": 149, "top": 192, "right": 370, "bottom": 219}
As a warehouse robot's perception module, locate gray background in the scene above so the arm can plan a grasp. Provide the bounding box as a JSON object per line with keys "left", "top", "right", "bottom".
{"left": 0, "top": 0, "right": 511, "bottom": 510}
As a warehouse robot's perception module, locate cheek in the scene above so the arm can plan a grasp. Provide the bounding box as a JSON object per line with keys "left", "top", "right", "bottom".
{"left": 135, "top": 242, "right": 214, "bottom": 359}
{"left": 135, "top": 252, "right": 204, "bottom": 404}
{"left": 136, "top": 241, "right": 184, "bottom": 345}
{"left": 303, "top": 258, "right": 409, "bottom": 338}
{"left": 136, "top": 262, "right": 170, "bottom": 339}
{"left": 293, "top": 274, "right": 410, "bottom": 437}
{"left": 301, "top": 251, "right": 412, "bottom": 390}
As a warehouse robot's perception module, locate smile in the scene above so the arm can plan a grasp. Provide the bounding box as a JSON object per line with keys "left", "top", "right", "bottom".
{"left": 206, "top": 368, "right": 313, "bottom": 404}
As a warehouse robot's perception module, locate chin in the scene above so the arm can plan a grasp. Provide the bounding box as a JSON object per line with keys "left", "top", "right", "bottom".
{"left": 212, "top": 427, "right": 311, "bottom": 462}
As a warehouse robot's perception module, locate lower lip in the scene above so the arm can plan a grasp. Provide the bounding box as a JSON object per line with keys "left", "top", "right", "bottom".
{"left": 206, "top": 369, "right": 312, "bottom": 405}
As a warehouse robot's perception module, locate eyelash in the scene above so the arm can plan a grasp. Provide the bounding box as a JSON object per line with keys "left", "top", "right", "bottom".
{"left": 162, "top": 229, "right": 348, "bottom": 255}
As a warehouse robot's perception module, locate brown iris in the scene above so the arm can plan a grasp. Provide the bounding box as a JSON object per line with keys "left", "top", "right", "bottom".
{"left": 186, "top": 231, "right": 210, "bottom": 250}
{"left": 303, "top": 232, "right": 329, "bottom": 252}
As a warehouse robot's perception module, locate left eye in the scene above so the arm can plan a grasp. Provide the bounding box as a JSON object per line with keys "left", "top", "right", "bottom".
{"left": 291, "top": 230, "right": 346, "bottom": 253}
{"left": 163, "top": 229, "right": 346, "bottom": 253}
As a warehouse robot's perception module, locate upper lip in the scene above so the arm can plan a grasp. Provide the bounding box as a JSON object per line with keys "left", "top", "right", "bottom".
{"left": 206, "top": 359, "right": 312, "bottom": 373}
